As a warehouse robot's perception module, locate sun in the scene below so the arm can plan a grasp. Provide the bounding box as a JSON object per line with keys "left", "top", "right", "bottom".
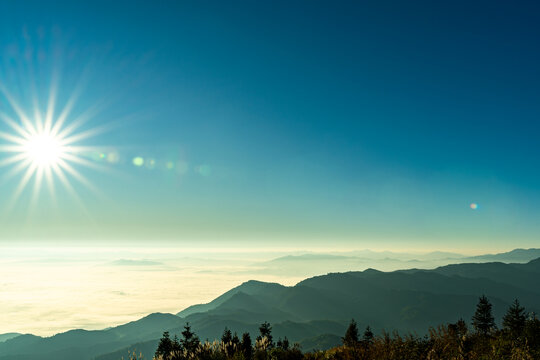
{"left": 0, "top": 83, "right": 108, "bottom": 210}
{"left": 23, "top": 132, "right": 66, "bottom": 168}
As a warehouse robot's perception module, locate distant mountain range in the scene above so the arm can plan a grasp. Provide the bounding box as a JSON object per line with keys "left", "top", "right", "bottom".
{"left": 465, "top": 248, "right": 540, "bottom": 262}
{"left": 1, "top": 248, "right": 539, "bottom": 360}
{"left": 241, "top": 248, "right": 540, "bottom": 276}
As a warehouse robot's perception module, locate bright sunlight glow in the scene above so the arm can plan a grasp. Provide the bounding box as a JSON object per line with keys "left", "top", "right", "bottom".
{"left": 23, "top": 132, "right": 65, "bottom": 167}
{"left": 0, "top": 82, "right": 108, "bottom": 211}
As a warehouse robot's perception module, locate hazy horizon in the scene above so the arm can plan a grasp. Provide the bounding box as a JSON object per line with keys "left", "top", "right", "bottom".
{"left": 1, "top": 245, "right": 537, "bottom": 336}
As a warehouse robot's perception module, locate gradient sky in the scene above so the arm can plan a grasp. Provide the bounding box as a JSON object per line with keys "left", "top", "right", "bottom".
{"left": 0, "top": 0, "right": 539, "bottom": 251}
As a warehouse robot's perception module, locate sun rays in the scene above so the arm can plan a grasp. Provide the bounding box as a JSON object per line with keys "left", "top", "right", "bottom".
{"left": 0, "top": 83, "right": 107, "bottom": 211}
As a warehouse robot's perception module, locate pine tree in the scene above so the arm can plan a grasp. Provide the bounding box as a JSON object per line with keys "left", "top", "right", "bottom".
{"left": 241, "top": 332, "right": 253, "bottom": 360}
{"left": 472, "top": 295, "right": 496, "bottom": 336}
{"left": 342, "top": 319, "right": 359, "bottom": 347}
{"left": 257, "top": 321, "right": 273, "bottom": 348}
{"left": 282, "top": 337, "right": 290, "bottom": 350}
{"left": 277, "top": 337, "right": 290, "bottom": 350}
{"left": 362, "top": 325, "right": 374, "bottom": 346}
{"left": 232, "top": 332, "right": 240, "bottom": 347}
{"left": 180, "top": 323, "right": 200, "bottom": 355}
{"left": 524, "top": 314, "right": 540, "bottom": 351}
{"left": 448, "top": 319, "right": 468, "bottom": 339}
{"left": 503, "top": 299, "right": 526, "bottom": 338}
{"left": 221, "top": 327, "right": 232, "bottom": 343}
{"left": 171, "top": 334, "right": 181, "bottom": 353}
{"left": 155, "top": 331, "right": 173, "bottom": 360}
{"left": 221, "top": 327, "right": 234, "bottom": 355}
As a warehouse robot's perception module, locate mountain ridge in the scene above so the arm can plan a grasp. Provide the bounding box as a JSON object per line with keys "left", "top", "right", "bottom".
{"left": 2, "top": 253, "right": 539, "bottom": 360}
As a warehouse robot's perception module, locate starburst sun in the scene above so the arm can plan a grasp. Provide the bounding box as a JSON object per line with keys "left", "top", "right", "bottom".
{"left": 0, "top": 85, "right": 106, "bottom": 209}
{"left": 23, "top": 132, "right": 65, "bottom": 168}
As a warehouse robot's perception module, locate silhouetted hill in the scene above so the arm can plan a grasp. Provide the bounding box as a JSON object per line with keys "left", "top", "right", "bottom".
{"left": 2, "top": 257, "right": 539, "bottom": 360}
{"left": 523, "top": 257, "right": 540, "bottom": 271}
{"left": 0, "top": 334, "right": 20, "bottom": 343}
{"left": 176, "top": 280, "right": 287, "bottom": 317}
{"left": 0, "top": 314, "right": 183, "bottom": 360}
{"left": 432, "top": 260, "right": 540, "bottom": 293}
{"left": 107, "top": 313, "right": 183, "bottom": 340}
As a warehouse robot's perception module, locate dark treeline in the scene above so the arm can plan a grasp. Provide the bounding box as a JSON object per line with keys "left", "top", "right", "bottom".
{"left": 151, "top": 296, "right": 540, "bottom": 360}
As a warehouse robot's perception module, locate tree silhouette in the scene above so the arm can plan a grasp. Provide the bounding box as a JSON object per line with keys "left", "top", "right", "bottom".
{"left": 221, "top": 327, "right": 232, "bottom": 342}
{"left": 257, "top": 321, "right": 273, "bottom": 348}
{"left": 155, "top": 331, "right": 172, "bottom": 360}
{"left": 472, "top": 295, "right": 495, "bottom": 336}
{"left": 171, "top": 334, "right": 181, "bottom": 353}
{"left": 153, "top": 306, "right": 540, "bottom": 360}
{"left": 362, "top": 325, "right": 374, "bottom": 347}
{"left": 277, "top": 336, "right": 290, "bottom": 350}
{"left": 232, "top": 332, "right": 240, "bottom": 347}
{"left": 221, "top": 327, "right": 234, "bottom": 355}
{"left": 503, "top": 299, "right": 526, "bottom": 338}
{"left": 343, "top": 319, "right": 359, "bottom": 347}
{"left": 180, "top": 323, "right": 199, "bottom": 355}
{"left": 448, "top": 318, "right": 468, "bottom": 339}
{"left": 241, "top": 332, "right": 252, "bottom": 359}
{"left": 524, "top": 313, "right": 540, "bottom": 351}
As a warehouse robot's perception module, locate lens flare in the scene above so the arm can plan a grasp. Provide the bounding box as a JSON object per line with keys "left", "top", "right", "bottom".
{"left": 0, "top": 83, "right": 110, "bottom": 210}
{"left": 470, "top": 203, "right": 479, "bottom": 210}
{"left": 132, "top": 157, "right": 144, "bottom": 166}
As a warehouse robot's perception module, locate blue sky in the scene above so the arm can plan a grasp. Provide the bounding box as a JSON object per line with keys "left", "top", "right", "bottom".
{"left": 0, "top": 0, "right": 539, "bottom": 251}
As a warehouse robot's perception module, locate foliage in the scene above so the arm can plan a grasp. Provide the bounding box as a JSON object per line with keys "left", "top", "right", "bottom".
{"left": 155, "top": 331, "right": 172, "bottom": 360}
{"left": 256, "top": 321, "right": 273, "bottom": 349}
{"left": 502, "top": 299, "right": 526, "bottom": 339}
{"left": 180, "top": 323, "right": 200, "bottom": 354}
{"left": 240, "top": 332, "right": 252, "bottom": 360}
{"left": 472, "top": 295, "right": 496, "bottom": 336}
{"left": 341, "top": 319, "right": 359, "bottom": 348}
{"left": 362, "top": 325, "right": 373, "bottom": 346}
{"left": 153, "top": 299, "right": 540, "bottom": 360}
